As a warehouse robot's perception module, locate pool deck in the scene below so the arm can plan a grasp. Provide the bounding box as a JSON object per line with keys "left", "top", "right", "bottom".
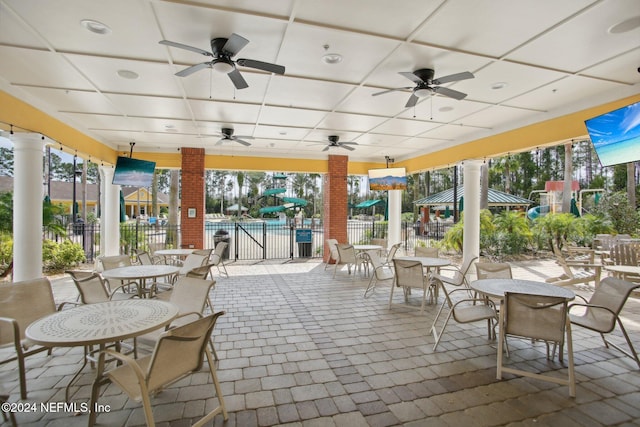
{"left": 1, "top": 255, "right": 640, "bottom": 426}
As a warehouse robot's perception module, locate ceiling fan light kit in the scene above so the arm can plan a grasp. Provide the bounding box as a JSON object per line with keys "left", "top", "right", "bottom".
{"left": 160, "top": 33, "right": 285, "bottom": 90}
{"left": 372, "top": 67, "right": 474, "bottom": 107}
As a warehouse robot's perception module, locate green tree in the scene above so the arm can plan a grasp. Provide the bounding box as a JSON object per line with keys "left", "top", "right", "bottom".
{"left": 0, "top": 147, "right": 14, "bottom": 176}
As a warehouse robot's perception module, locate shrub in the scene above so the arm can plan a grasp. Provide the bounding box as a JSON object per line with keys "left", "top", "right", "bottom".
{"left": 0, "top": 232, "right": 13, "bottom": 275}
{"left": 531, "top": 213, "right": 583, "bottom": 251}
{"left": 440, "top": 210, "right": 494, "bottom": 253}
{"left": 488, "top": 210, "right": 533, "bottom": 257}
{"left": 592, "top": 191, "right": 638, "bottom": 236}
{"left": 42, "top": 239, "right": 86, "bottom": 272}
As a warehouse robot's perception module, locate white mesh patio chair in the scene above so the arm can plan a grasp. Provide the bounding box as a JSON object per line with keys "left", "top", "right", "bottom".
{"left": 0, "top": 278, "right": 60, "bottom": 399}
{"left": 432, "top": 256, "right": 478, "bottom": 297}
{"left": 362, "top": 250, "right": 394, "bottom": 298}
{"left": 145, "top": 276, "right": 217, "bottom": 359}
{"left": 497, "top": 292, "right": 575, "bottom": 397}
{"left": 569, "top": 277, "right": 640, "bottom": 368}
{"left": 211, "top": 241, "right": 229, "bottom": 277}
{"left": 415, "top": 246, "right": 439, "bottom": 258}
{"left": 334, "top": 243, "right": 368, "bottom": 278}
{"left": 384, "top": 242, "right": 402, "bottom": 266}
{"left": 89, "top": 312, "right": 228, "bottom": 427}
{"left": 389, "top": 259, "right": 434, "bottom": 313}
{"left": 324, "top": 239, "right": 339, "bottom": 270}
{"left": 66, "top": 270, "right": 138, "bottom": 303}
{"left": 430, "top": 276, "right": 498, "bottom": 350}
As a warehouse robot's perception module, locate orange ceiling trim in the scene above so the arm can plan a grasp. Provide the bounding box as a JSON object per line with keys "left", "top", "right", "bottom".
{"left": 0, "top": 90, "right": 117, "bottom": 164}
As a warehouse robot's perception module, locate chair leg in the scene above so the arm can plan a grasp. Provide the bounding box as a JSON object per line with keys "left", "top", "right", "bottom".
{"left": 16, "top": 348, "right": 27, "bottom": 400}
{"left": 364, "top": 275, "right": 377, "bottom": 298}
{"left": 603, "top": 319, "right": 640, "bottom": 368}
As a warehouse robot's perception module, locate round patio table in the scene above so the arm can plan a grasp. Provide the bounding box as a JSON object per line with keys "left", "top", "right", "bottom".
{"left": 154, "top": 248, "right": 195, "bottom": 265}
{"left": 604, "top": 265, "right": 640, "bottom": 281}
{"left": 101, "top": 264, "right": 180, "bottom": 297}
{"left": 470, "top": 278, "right": 575, "bottom": 301}
{"left": 26, "top": 299, "right": 178, "bottom": 402}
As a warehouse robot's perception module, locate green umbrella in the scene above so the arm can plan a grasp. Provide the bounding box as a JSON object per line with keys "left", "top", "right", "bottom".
{"left": 444, "top": 205, "right": 451, "bottom": 218}
{"left": 119, "top": 190, "right": 126, "bottom": 222}
{"left": 458, "top": 196, "right": 464, "bottom": 213}
{"left": 570, "top": 198, "right": 580, "bottom": 217}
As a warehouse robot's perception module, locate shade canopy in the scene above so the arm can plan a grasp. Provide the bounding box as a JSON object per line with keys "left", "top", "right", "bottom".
{"left": 354, "top": 199, "right": 383, "bottom": 209}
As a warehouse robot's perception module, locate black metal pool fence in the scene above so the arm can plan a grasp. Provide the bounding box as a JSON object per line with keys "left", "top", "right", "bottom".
{"left": 46, "top": 218, "right": 452, "bottom": 263}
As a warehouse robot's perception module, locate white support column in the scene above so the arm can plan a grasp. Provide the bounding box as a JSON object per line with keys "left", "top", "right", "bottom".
{"left": 462, "top": 160, "right": 483, "bottom": 269}
{"left": 388, "top": 190, "right": 402, "bottom": 248}
{"left": 12, "top": 133, "right": 44, "bottom": 281}
{"left": 100, "top": 166, "right": 121, "bottom": 256}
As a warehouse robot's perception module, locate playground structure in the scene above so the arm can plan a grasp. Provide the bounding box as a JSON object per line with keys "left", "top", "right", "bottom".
{"left": 527, "top": 181, "right": 604, "bottom": 220}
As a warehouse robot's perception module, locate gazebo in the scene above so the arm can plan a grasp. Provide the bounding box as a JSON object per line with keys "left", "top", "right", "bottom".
{"left": 413, "top": 186, "right": 534, "bottom": 210}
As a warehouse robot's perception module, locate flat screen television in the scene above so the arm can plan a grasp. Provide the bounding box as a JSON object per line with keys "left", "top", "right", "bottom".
{"left": 368, "top": 167, "right": 407, "bottom": 191}
{"left": 112, "top": 156, "right": 156, "bottom": 187}
{"left": 584, "top": 100, "right": 640, "bottom": 167}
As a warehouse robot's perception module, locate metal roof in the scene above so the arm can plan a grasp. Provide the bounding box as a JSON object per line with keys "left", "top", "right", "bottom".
{"left": 413, "top": 186, "right": 533, "bottom": 207}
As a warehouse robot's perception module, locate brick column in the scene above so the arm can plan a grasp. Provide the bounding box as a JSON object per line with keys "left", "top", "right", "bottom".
{"left": 323, "top": 155, "right": 348, "bottom": 263}
{"left": 180, "top": 148, "right": 205, "bottom": 249}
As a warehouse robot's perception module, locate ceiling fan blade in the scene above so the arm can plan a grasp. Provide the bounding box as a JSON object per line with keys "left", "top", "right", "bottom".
{"left": 433, "top": 86, "right": 467, "bottom": 100}
{"left": 399, "top": 71, "right": 424, "bottom": 84}
{"left": 159, "top": 40, "right": 212, "bottom": 57}
{"left": 339, "top": 144, "right": 356, "bottom": 151}
{"left": 176, "top": 62, "right": 210, "bottom": 77}
{"left": 233, "top": 138, "right": 252, "bottom": 147}
{"left": 341, "top": 142, "right": 358, "bottom": 146}
{"left": 215, "top": 138, "right": 226, "bottom": 146}
{"left": 405, "top": 93, "right": 419, "bottom": 108}
{"left": 237, "top": 58, "right": 285, "bottom": 75}
{"left": 227, "top": 68, "right": 249, "bottom": 89}
{"left": 223, "top": 33, "right": 249, "bottom": 56}
{"left": 322, "top": 146, "right": 330, "bottom": 152}
{"left": 234, "top": 135, "right": 254, "bottom": 140}
{"left": 432, "top": 71, "right": 474, "bottom": 85}
{"left": 372, "top": 87, "right": 412, "bottom": 96}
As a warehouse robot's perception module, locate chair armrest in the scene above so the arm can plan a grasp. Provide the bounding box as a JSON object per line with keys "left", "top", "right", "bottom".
{"left": 568, "top": 302, "right": 616, "bottom": 317}
{"left": 0, "top": 317, "right": 20, "bottom": 346}
{"left": 99, "top": 349, "right": 146, "bottom": 380}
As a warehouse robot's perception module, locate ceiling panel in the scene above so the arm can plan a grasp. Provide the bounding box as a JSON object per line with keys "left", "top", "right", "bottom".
{"left": 0, "top": 0, "right": 638, "bottom": 165}
{"left": 190, "top": 99, "right": 261, "bottom": 125}
{"left": 265, "top": 76, "right": 355, "bottom": 110}
{"left": 0, "top": 46, "right": 94, "bottom": 89}
{"left": 506, "top": 0, "right": 640, "bottom": 72}
{"left": 278, "top": 23, "right": 400, "bottom": 83}
{"left": 294, "top": 0, "right": 440, "bottom": 39}
{"left": 413, "top": 0, "right": 595, "bottom": 57}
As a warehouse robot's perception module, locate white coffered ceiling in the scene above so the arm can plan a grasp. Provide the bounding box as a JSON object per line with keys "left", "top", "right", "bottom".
{"left": 0, "top": 0, "right": 638, "bottom": 164}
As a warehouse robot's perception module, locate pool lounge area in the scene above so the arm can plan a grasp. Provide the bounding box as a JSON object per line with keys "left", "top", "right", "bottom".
{"left": 2, "top": 256, "right": 640, "bottom": 427}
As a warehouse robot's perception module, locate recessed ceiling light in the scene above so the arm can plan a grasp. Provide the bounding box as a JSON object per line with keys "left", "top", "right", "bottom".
{"left": 80, "top": 19, "right": 111, "bottom": 35}
{"left": 321, "top": 53, "right": 342, "bottom": 65}
{"left": 491, "top": 82, "right": 508, "bottom": 90}
{"left": 439, "top": 106, "right": 454, "bottom": 112}
{"left": 608, "top": 16, "right": 640, "bottom": 34}
{"left": 117, "top": 69, "right": 139, "bottom": 79}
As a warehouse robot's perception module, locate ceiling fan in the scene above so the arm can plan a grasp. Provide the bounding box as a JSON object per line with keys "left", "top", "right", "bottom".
{"left": 159, "top": 33, "right": 285, "bottom": 89}
{"left": 214, "top": 128, "right": 253, "bottom": 146}
{"left": 322, "top": 135, "right": 358, "bottom": 152}
{"left": 372, "top": 68, "right": 474, "bottom": 107}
